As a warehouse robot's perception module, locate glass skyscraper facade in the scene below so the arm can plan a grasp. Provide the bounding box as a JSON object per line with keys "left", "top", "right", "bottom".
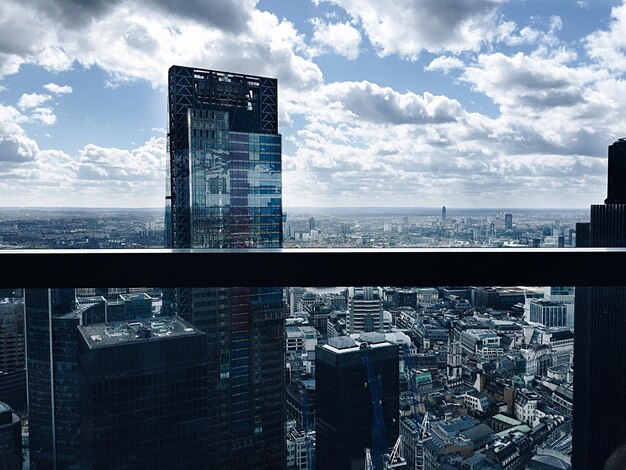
{"left": 166, "top": 66, "right": 285, "bottom": 469}
{"left": 25, "top": 289, "right": 105, "bottom": 469}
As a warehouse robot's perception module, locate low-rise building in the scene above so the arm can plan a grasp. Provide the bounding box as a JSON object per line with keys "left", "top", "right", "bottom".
{"left": 463, "top": 389, "right": 491, "bottom": 416}
{"left": 461, "top": 329, "right": 504, "bottom": 360}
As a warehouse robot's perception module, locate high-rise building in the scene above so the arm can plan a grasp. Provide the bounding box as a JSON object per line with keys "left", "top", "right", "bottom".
{"left": 309, "top": 217, "right": 315, "bottom": 231}
{"left": 166, "top": 66, "right": 284, "bottom": 469}
{"left": 442, "top": 206, "right": 447, "bottom": 222}
{"left": 0, "top": 297, "right": 27, "bottom": 415}
{"left": 24, "top": 289, "right": 105, "bottom": 469}
{"left": 544, "top": 287, "right": 575, "bottom": 326}
{"left": 0, "top": 401, "right": 21, "bottom": 469}
{"left": 316, "top": 334, "right": 399, "bottom": 470}
{"left": 505, "top": 213, "right": 513, "bottom": 229}
{"left": 77, "top": 317, "right": 208, "bottom": 469}
{"left": 348, "top": 287, "right": 383, "bottom": 333}
{"left": 106, "top": 292, "right": 153, "bottom": 322}
{"left": 529, "top": 299, "right": 568, "bottom": 327}
{"left": 0, "top": 298, "right": 25, "bottom": 374}
{"left": 574, "top": 138, "right": 626, "bottom": 470}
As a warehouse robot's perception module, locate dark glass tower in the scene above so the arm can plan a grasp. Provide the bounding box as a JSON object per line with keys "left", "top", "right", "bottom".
{"left": 77, "top": 317, "right": 208, "bottom": 469}
{"left": 573, "top": 138, "right": 626, "bottom": 469}
{"left": 166, "top": 66, "right": 284, "bottom": 469}
{"left": 0, "top": 401, "right": 22, "bottom": 469}
{"left": 316, "top": 334, "right": 399, "bottom": 470}
{"left": 25, "top": 289, "right": 105, "bottom": 470}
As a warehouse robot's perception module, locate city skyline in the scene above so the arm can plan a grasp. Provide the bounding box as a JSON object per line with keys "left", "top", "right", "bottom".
{"left": 1, "top": 1, "right": 626, "bottom": 207}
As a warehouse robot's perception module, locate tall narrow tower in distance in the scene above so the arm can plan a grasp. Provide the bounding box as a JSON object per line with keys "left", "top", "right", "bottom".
{"left": 166, "top": 66, "right": 284, "bottom": 469}
{"left": 574, "top": 137, "right": 626, "bottom": 470}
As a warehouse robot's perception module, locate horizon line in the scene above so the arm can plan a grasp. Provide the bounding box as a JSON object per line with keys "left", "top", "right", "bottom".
{"left": 0, "top": 206, "right": 591, "bottom": 211}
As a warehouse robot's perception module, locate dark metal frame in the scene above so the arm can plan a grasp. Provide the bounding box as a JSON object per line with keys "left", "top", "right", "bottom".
{"left": 1, "top": 248, "right": 625, "bottom": 287}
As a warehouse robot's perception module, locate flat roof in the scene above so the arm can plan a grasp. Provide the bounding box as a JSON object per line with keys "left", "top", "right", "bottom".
{"left": 323, "top": 334, "right": 394, "bottom": 354}
{"left": 492, "top": 414, "right": 522, "bottom": 426}
{"left": 79, "top": 316, "right": 201, "bottom": 349}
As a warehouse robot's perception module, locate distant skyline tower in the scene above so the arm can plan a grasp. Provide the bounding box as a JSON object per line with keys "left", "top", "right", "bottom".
{"left": 574, "top": 138, "right": 626, "bottom": 470}
{"left": 505, "top": 213, "right": 513, "bottom": 230}
{"left": 166, "top": 66, "right": 285, "bottom": 469}
{"left": 309, "top": 216, "right": 316, "bottom": 231}
{"left": 442, "top": 206, "right": 447, "bottom": 222}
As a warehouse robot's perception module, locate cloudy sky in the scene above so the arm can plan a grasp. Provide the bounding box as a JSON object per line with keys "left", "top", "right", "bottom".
{"left": 1, "top": 0, "right": 625, "bottom": 208}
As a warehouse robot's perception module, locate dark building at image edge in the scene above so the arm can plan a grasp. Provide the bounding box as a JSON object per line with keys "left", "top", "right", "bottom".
{"left": 574, "top": 137, "right": 626, "bottom": 470}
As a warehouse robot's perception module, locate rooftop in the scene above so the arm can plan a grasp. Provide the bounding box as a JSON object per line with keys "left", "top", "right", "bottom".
{"left": 119, "top": 292, "right": 151, "bottom": 301}
{"left": 286, "top": 325, "right": 318, "bottom": 338}
{"left": 492, "top": 414, "right": 522, "bottom": 426}
{"left": 323, "top": 333, "right": 393, "bottom": 354}
{"left": 79, "top": 316, "right": 201, "bottom": 349}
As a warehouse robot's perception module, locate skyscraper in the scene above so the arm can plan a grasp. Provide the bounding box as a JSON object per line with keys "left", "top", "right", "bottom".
{"left": 505, "top": 213, "right": 513, "bottom": 230}
{"left": 529, "top": 299, "right": 568, "bottom": 327}
{"left": 574, "top": 138, "right": 626, "bottom": 469}
{"left": 348, "top": 286, "right": 384, "bottom": 333}
{"left": 77, "top": 317, "right": 208, "bottom": 469}
{"left": 0, "top": 401, "right": 21, "bottom": 469}
{"left": 442, "top": 206, "right": 447, "bottom": 222}
{"left": 25, "top": 289, "right": 105, "bottom": 469}
{"left": 316, "top": 334, "right": 399, "bottom": 469}
{"left": 166, "top": 66, "right": 284, "bottom": 469}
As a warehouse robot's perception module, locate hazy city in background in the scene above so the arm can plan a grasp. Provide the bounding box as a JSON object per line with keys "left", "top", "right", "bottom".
{"left": 0, "top": 207, "right": 588, "bottom": 249}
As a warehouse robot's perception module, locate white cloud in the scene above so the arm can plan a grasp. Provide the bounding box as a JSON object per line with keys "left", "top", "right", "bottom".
{"left": 0, "top": 104, "right": 39, "bottom": 163}
{"left": 30, "top": 107, "right": 57, "bottom": 126}
{"left": 426, "top": 56, "right": 465, "bottom": 74}
{"left": 17, "top": 93, "right": 52, "bottom": 109}
{"left": 586, "top": 2, "right": 626, "bottom": 71}
{"left": 317, "top": 0, "right": 505, "bottom": 59}
{"left": 0, "top": 2, "right": 322, "bottom": 94}
{"left": 0, "top": 131, "right": 166, "bottom": 207}
{"left": 43, "top": 82, "right": 73, "bottom": 94}
{"left": 306, "top": 81, "right": 463, "bottom": 125}
{"left": 461, "top": 52, "right": 594, "bottom": 111}
{"left": 310, "top": 18, "right": 361, "bottom": 60}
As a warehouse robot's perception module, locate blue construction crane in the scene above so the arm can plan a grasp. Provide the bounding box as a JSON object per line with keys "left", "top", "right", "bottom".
{"left": 363, "top": 355, "right": 387, "bottom": 470}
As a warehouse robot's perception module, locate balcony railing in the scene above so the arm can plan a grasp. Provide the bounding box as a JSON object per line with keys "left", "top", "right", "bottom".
{"left": 1, "top": 247, "right": 625, "bottom": 287}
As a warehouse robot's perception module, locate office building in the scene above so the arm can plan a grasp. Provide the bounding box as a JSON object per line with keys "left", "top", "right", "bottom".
{"left": 25, "top": 289, "right": 105, "bottom": 469}
{"left": 77, "top": 317, "right": 208, "bottom": 469}
{"left": 348, "top": 287, "right": 384, "bottom": 333}
{"left": 106, "top": 292, "right": 153, "bottom": 322}
{"left": 166, "top": 66, "right": 284, "bottom": 469}
{"left": 0, "top": 296, "right": 27, "bottom": 414}
{"left": 442, "top": 206, "right": 447, "bottom": 222}
{"left": 505, "top": 213, "right": 513, "bottom": 229}
{"left": 316, "top": 334, "right": 399, "bottom": 469}
{"left": 574, "top": 137, "right": 626, "bottom": 469}
{"left": 460, "top": 329, "right": 504, "bottom": 360}
{"left": 0, "top": 401, "right": 21, "bottom": 469}
{"left": 529, "top": 300, "right": 568, "bottom": 327}
{"left": 544, "top": 287, "right": 575, "bottom": 326}
{"left": 0, "top": 298, "right": 25, "bottom": 375}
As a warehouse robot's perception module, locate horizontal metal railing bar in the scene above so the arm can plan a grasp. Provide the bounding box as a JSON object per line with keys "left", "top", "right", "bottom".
{"left": 0, "top": 248, "right": 625, "bottom": 287}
